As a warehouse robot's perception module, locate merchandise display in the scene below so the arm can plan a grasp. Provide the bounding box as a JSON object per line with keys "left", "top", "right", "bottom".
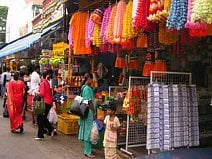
{"left": 147, "top": 84, "right": 199, "bottom": 151}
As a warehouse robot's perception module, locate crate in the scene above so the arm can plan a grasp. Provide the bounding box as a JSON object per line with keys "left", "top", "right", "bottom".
{"left": 57, "top": 114, "right": 80, "bottom": 135}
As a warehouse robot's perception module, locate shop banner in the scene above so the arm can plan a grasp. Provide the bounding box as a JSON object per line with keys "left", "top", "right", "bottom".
{"left": 53, "top": 42, "right": 68, "bottom": 57}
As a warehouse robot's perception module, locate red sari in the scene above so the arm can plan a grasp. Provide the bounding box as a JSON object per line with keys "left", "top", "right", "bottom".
{"left": 7, "top": 80, "right": 25, "bottom": 131}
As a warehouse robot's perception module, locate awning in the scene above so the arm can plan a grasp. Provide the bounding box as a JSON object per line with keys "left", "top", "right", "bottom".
{"left": 0, "top": 22, "right": 61, "bottom": 58}
{"left": 0, "top": 33, "right": 41, "bottom": 58}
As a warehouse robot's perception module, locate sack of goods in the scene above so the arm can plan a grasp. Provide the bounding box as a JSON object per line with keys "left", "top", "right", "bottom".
{"left": 68, "top": 96, "right": 89, "bottom": 118}
{"left": 34, "top": 96, "right": 45, "bottom": 115}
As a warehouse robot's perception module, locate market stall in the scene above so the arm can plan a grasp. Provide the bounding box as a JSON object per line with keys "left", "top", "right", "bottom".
{"left": 37, "top": 0, "right": 211, "bottom": 155}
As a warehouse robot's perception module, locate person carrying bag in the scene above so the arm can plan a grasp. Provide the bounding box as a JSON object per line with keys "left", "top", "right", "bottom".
{"left": 77, "top": 73, "right": 96, "bottom": 158}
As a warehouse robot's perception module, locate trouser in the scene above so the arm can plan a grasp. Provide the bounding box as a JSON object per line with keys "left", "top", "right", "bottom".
{"left": 37, "top": 104, "right": 54, "bottom": 138}
{"left": 84, "top": 140, "right": 92, "bottom": 155}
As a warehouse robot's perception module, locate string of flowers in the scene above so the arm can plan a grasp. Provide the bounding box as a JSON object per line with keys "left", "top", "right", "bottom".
{"left": 100, "top": 6, "right": 112, "bottom": 44}
{"left": 122, "top": 0, "right": 137, "bottom": 40}
{"left": 167, "top": 0, "right": 188, "bottom": 30}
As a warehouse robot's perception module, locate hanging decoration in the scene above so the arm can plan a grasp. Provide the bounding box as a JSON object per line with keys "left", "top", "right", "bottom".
{"left": 159, "top": 23, "right": 178, "bottom": 45}
{"left": 122, "top": 0, "right": 137, "bottom": 40}
{"left": 86, "top": 18, "right": 95, "bottom": 48}
{"left": 191, "top": 0, "right": 212, "bottom": 24}
{"left": 167, "top": 0, "right": 188, "bottom": 30}
{"left": 113, "top": 0, "right": 127, "bottom": 43}
{"left": 100, "top": 6, "right": 112, "bottom": 44}
{"left": 106, "top": 5, "right": 118, "bottom": 43}
{"left": 147, "top": 0, "right": 166, "bottom": 23}
{"left": 93, "top": 24, "right": 102, "bottom": 47}
{"left": 132, "top": 0, "right": 154, "bottom": 31}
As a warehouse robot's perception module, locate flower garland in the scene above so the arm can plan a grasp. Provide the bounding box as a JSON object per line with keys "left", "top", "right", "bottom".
{"left": 100, "top": 6, "right": 112, "bottom": 44}
{"left": 147, "top": 0, "right": 166, "bottom": 23}
{"left": 185, "top": 0, "right": 208, "bottom": 37}
{"left": 132, "top": 0, "right": 154, "bottom": 31}
{"left": 122, "top": 0, "right": 137, "bottom": 40}
{"left": 105, "top": 5, "right": 118, "bottom": 43}
{"left": 167, "top": 0, "right": 188, "bottom": 30}
{"left": 191, "top": 0, "right": 212, "bottom": 24}
{"left": 93, "top": 24, "right": 102, "bottom": 47}
{"left": 85, "top": 18, "right": 95, "bottom": 48}
{"left": 113, "top": 0, "right": 127, "bottom": 43}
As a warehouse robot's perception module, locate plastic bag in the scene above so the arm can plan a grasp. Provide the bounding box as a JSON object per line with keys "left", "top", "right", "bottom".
{"left": 95, "top": 119, "right": 104, "bottom": 132}
{"left": 90, "top": 121, "right": 100, "bottom": 145}
{"left": 48, "top": 105, "right": 58, "bottom": 124}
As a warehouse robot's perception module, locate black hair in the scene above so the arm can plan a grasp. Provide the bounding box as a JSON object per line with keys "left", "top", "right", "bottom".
{"left": 42, "top": 71, "right": 48, "bottom": 79}
{"left": 20, "top": 71, "right": 25, "bottom": 78}
{"left": 34, "top": 65, "right": 40, "bottom": 71}
{"left": 14, "top": 72, "right": 20, "bottom": 81}
{"left": 107, "top": 102, "right": 116, "bottom": 112}
{"left": 81, "top": 73, "right": 93, "bottom": 86}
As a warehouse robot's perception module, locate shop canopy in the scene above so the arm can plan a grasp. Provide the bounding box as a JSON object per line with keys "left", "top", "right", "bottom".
{"left": 0, "top": 22, "right": 60, "bottom": 58}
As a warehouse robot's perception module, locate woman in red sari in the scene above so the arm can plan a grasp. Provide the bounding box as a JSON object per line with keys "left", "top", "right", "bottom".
{"left": 7, "top": 72, "right": 25, "bottom": 133}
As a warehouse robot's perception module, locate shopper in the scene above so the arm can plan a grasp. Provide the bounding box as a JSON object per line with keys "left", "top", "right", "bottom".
{"left": 35, "top": 71, "right": 56, "bottom": 141}
{"left": 7, "top": 72, "right": 25, "bottom": 133}
{"left": 2, "top": 68, "right": 12, "bottom": 117}
{"left": 78, "top": 73, "right": 96, "bottom": 158}
{"left": 30, "top": 65, "right": 41, "bottom": 95}
{"left": 29, "top": 65, "right": 41, "bottom": 124}
{"left": 103, "top": 102, "right": 120, "bottom": 159}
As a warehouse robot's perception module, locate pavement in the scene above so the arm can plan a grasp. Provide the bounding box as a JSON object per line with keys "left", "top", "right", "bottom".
{"left": 0, "top": 98, "right": 105, "bottom": 159}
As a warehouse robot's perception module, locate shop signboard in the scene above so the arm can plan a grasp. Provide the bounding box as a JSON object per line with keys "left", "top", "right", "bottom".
{"left": 53, "top": 42, "right": 68, "bottom": 57}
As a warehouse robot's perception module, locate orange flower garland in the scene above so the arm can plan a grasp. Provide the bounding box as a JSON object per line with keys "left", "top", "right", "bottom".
{"left": 105, "top": 5, "right": 118, "bottom": 43}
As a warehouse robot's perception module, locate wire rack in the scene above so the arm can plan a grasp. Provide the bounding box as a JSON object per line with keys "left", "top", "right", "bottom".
{"left": 121, "top": 76, "right": 150, "bottom": 156}
{"left": 147, "top": 71, "right": 193, "bottom": 154}
{"left": 150, "top": 71, "right": 192, "bottom": 85}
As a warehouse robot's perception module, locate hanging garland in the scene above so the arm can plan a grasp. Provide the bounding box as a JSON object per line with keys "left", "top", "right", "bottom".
{"left": 167, "top": 0, "right": 188, "bottom": 30}
{"left": 93, "top": 24, "right": 102, "bottom": 47}
{"left": 122, "top": 0, "right": 137, "bottom": 40}
{"left": 100, "top": 6, "right": 112, "bottom": 44}
{"left": 105, "top": 5, "right": 118, "bottom": 43}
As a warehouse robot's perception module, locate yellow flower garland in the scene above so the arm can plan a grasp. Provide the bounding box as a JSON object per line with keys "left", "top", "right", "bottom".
{"left": 122, "top": 0, "right": 137, "bottom": 40}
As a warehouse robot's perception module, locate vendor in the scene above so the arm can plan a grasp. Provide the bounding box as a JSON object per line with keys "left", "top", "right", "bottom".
{"left": 93, "top": 79, "right": 109, "bottom": 93}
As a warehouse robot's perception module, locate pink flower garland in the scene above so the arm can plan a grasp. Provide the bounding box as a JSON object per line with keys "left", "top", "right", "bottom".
{"left": 100, "top": 6, "right": 112, "bottom": 44}
{"left": 85, "top": 18, "right": 95, "bottom": 48}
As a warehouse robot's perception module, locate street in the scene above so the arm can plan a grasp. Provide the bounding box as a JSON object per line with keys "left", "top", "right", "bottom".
{"left": 0, "top": 99, "right": 104, "bottom": 159}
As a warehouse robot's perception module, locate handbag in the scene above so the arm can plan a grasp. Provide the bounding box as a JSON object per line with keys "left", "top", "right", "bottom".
{"left": 69, "top": 96, "right": 89, "bottom": 118}
{"left": 68, "top": 86, "right": 90, "bottom": 118}
{"left": 34, "top": 96, "right": 45, "bottom": 115}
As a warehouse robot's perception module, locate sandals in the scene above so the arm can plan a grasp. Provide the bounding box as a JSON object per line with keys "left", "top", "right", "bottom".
{"left": 84, "top": 154, "right": 96, "bottom": 158}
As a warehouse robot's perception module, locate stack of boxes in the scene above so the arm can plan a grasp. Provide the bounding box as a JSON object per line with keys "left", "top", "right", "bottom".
{"left": 147, "top": 84, "right": 160, "bottom": 150}
{"left": 189, "top": 85, "right": 199, "bottom": 146}
{"left": 147, "top": 84, "right": 199, "bottom": 152}
{"left": 160, "top": 85, "right": 171, "bottom": 151}
{"left": 179, "top": 84, "right": 189, "bottom": 147}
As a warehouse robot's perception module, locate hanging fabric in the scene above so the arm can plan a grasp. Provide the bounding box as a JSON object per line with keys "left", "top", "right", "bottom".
{"left": 69, "top": 12, "right": 92, "bottom": 55}
{"left": 159, "top": 23, "right": 178, "bottom": 45}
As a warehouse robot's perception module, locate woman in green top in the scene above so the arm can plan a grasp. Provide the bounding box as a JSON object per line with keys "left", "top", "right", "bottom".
{"left": 78, "top": 73, "right": 96, "bottom": 158}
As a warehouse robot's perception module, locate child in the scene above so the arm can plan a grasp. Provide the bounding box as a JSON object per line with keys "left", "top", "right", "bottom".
{"left": 103, "top": 102, "right": 120, "bottom": 159}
